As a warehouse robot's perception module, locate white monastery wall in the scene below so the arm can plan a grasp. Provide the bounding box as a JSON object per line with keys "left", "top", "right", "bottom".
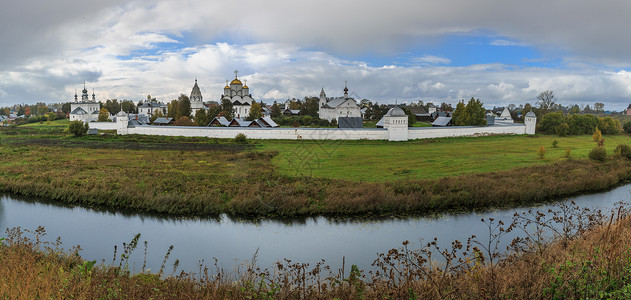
{"left": 408, "top": 124, "right": 526, "bottom": 139}
{"left": 99, "top": 114, "right": 534, "bottom": 141}
{"left": 87, "top": 122, "right": 119, "bottom": 130}
{"left": 125, "top": 126, "right": 388, "bottom": 140}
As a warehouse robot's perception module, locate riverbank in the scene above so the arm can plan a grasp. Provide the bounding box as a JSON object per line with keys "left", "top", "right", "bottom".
{"left": 1, "top": 123, "right": 631, "bottom": 217}
{"left": 3, "top": 200, "right": 631, "bottom": 298}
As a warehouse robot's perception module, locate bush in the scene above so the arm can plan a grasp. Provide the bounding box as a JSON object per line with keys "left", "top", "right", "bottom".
{"left": 537, "top": 146, "right": 546, "bottom": 159}
{"left": 614, "top": 144, "right": 631, "bottom": 159}
{"left": 592, "top": 126, "right": 602, "bottom": 143}
{"left": 588, "top": 146, "right": 607, "bottom": 162}
{"left": 68, "top": 120, "right": 89, "bottom": 137}
{"left": 234, "top": 133, "right": 247, "bottom": 144}
{"left": 564, "top": 148, "right": 572, "bottom": 159}
{"left": 552, "top": 140, "right": 559, "bottom": 148}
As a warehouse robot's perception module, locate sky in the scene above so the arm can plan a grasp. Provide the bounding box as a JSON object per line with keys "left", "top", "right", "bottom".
{"left": 3, "top": 0, "right": 631, "bottom": 110}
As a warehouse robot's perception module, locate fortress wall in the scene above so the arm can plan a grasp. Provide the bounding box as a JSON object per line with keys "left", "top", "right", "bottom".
{"left": 408, "top": 124, "right": 526, "bottom": 139}
{"left": 126, "top": 126, "right": 389, "bottom": 140}
{"left": 99, "top": 120, "right": 529, "bottom": 141}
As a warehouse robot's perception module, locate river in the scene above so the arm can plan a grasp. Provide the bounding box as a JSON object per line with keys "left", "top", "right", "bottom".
{"left": 1, "top": 184, "right": 630, "bottom": 275}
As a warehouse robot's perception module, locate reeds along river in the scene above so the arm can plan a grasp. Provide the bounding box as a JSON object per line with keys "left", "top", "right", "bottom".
{"left": 1, "top": 184, "right": 631, "bottom": 275}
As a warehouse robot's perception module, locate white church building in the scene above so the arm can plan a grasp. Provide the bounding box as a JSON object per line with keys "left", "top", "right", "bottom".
{"left": 189, "top": 79, "right": 204, "bottom": 115}
{"left": 69, "top": 83, "right": 100, "bottom": 122}
{"left": 318, "top": 82, "right": 362, "bottom": 122}
{"left": 222, "top": 71, "right": 254, "bottom": 119}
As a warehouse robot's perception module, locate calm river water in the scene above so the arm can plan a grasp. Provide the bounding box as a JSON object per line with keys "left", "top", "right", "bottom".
{"left": 1, "top": 185, "right": 631, "bottom": 274}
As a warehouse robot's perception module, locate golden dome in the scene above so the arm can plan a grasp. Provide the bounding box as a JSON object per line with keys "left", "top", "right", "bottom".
{"left": 243, "top": 85, "right": 248, "bottom": 89}
{"left": 230, "top": 78, "right": 242, "bottom": 85}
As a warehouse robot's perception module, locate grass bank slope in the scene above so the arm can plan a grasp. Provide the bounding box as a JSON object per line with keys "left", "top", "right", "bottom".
{"left": 0, "top": 140, "right": 630, "bottom": 217}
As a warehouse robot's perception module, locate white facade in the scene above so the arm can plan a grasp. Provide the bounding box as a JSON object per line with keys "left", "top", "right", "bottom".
{"left": 190, "top": 79, "right": 204, "bottom": 115}
{"left": 69, "top": 83, "right": 100, "bottom": 122}
{"left": 495, "top": 107, "right": 514, "bottom": 124}
{"left": 382, "top": 107, "right": 409, "bottom": 141}
{"left": 318, "top": 84, "right": 362, "bottom": 122}
{"left": 137, "top": 95, "right": 167, "bottom": 118}
{"left": 222, "top": 71, "right": 253, "bottom": 119}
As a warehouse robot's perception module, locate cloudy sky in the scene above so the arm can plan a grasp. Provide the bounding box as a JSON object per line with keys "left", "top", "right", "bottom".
{"left": 3, "top": 0, "right": 631, "bottom": 110}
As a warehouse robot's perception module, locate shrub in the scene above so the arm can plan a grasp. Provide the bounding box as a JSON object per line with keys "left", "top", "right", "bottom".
{"left": 564, "top": 148, "right": 572, "bottom": 159}
{"left": 614, "top": 144, "right": 631, "bottom": 159}
{"left": 588, "top": 146, "right": 607, "bottom": 162}
{"left": 537, "top": 146, "right": 546, "bottom": 159}
{"left": 234, "top": 133, "right": 247, "bottom": 144}
{"left": 552, "top": 140, "right": 559, "bottom": 148}
{"left": 68, "top": 120, "right": 89, "bottom": 137}
{"left": 624, "top": 121, "right": 631, "bottom": 134}
{"left": 592, "top": 126, "right": 602, "bottom": 143}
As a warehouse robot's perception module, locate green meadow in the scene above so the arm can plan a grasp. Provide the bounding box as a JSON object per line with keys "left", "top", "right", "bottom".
{"left": 260, "top": 134, "right": 631, "bottom": 181}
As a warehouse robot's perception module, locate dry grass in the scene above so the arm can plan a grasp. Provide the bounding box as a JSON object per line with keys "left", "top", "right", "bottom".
{"left": 3, "top": 202, "right": 631, "bottom": 299}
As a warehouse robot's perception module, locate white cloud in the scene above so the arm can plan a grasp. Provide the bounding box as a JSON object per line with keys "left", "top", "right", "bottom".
{"left": 490, "top": 40, "right": 526, "bottom": 47}
{"left": 410, "top": 55, "right": 452, "bottom": 65}
{"left": 4, "top": 0, "right": 631, "bottom": 111}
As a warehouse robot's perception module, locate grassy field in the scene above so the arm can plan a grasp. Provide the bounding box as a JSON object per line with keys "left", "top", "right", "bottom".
{"left": 260, "top": 134, "right": 631, "bottom": 181}
{"left": 2, "top": 120, "right": 631, "bottom": 217}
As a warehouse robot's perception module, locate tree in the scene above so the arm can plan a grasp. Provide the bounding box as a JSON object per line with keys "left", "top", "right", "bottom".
{"left": 401, "top": 107, "right": 416, "bottom": 126}
{"left": 68, "top": 120, "right": 89, "bottom": 137}
{"left": 569, "top": 104, "right": 580, "bottom": 115}
{"left": 47, "top": 112, "right": 57, "bottom": 122}
{"left": 287, "top": 99, "right": 301, "bottom": 110}
{"left": 299, "top": 97, "right": 319, "bottom": 117}
{"left": 174, "top": 116, "right": 196, "bottom": 126}
{"left": 150, "top": 109, "right": 164, "bottom": 124}
{"left": 247, "top": 102, "right": 263, "bottom": 121}
{"left": 61, "top": 103, "right": 71, "bottom": 115}
{"left": 98, "top": 108, "right": 110, "bottom": 122}
{"left": 220, "top": 99, "right": 234, "bottom": 120}
{"left": 105, "top": 99, "right": 120, "bottom": 115}
{"left": 540, "top": 111, "right": 565, "bottom": 134}
{"left": 536, "top": 90, "right": 555, "bottom": 114}
{"left": 24, "top": 107, "right": 31, "bottom": 117}
{"left": 440, "top": 102, "right": 453, "bottom": 112}
{"left": 271, "top": 102, "right": 281, "bottom": 118}
{"left": 594, "top": 102, "right": 605, "bottom": 113}
{"left": 463, "top": 97, "right": 486, "bottom": 126}
{"left": 121, "top": 100, "right": 136, "bottom": 114}
{"left": 451, "top": 101, "right": 466, "bottom": 126}
{"left": 177, "top": 94, "right": 191, "bottom": 118}
{"left": 167, "top": 100, "right": 178, "bottom": 118}
{"left": 195, "top": 109, "right": 210, "bottom": 126}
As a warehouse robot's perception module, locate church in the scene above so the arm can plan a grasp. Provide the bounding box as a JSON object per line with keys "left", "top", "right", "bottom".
{"left": 69, "top": 83, "right": 100, "bottom": 122}
{"left": 189, "top": 78, "right": 204, "bottom": 115}
{"left": 318, "top": 82, "right": 362, "bottom": 122}
{"left": 221, "top": 70, "right": 254, "bottom": 119}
